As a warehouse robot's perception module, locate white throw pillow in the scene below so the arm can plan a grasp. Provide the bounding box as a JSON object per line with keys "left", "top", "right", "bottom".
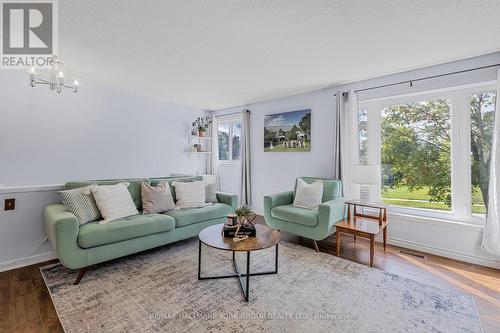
{"left": 88, "top": 182, "right": 139, "bottom": 223}
{"left": 173, "top": 181, "right": 208, "bottom": 208}
{"left": 293, "top": 178, "right": 323, "bottom": 209}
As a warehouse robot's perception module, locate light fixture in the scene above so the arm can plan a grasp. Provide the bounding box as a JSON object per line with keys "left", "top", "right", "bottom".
{"left": 28, "top": 55, "right": 80, "bottom": 94}
{"left": 351, "top": 164, "right": 381, "bottom": 203}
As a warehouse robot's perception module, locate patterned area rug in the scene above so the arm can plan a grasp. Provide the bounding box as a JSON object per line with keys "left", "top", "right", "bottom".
{"left": 40, "top": 239, "right": 483, "bottom": 333}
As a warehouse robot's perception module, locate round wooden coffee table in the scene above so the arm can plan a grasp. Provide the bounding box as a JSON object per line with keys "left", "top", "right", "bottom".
{"left": 198, "top": 223, "right": 281, "bottom": 302}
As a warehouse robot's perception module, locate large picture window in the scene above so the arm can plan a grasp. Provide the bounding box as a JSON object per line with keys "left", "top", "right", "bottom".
{"left": 356, "top": 83, "right": 497, "bottom": 222}
{"left": 381, "top": 99, "right": 452, "bottom": 212}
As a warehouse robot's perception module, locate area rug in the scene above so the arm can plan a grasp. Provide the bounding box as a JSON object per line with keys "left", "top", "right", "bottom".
{"left": 40, "top": 239, "right": 483, "bottom": 333}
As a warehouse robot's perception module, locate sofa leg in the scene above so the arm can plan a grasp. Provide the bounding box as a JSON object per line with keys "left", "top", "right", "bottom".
{"left": 312, "top": 240, "right": 320, "bottom": 252}
{"left": 74, "top": 267, "right": 88, "bottom": 285}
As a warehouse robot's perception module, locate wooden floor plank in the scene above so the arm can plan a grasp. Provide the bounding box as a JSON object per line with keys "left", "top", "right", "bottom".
{"left": 0, "top": 269, "right": 15, "bottom": 333}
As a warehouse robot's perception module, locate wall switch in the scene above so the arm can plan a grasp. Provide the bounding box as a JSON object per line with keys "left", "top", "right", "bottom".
{"left": 4, "top": 198, "right": 15, "bottom": 211}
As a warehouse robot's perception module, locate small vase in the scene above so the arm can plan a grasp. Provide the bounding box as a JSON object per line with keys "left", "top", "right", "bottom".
{"left": 198, "top": 130, "right": 206, "bottom": 137}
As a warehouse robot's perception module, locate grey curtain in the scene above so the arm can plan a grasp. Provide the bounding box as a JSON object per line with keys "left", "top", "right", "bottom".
{"left": 482, "top": 68, "right": 500, "bottom": 256}
{"left": 333, "top": 91, "right": 343, "bottom": 180}
{"left": 240, "top": 109, "right": 251, "bottom": 205}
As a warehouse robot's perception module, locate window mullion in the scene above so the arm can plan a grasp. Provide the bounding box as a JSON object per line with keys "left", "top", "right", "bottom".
{"left": 451, "top": 92, "right": 471, "bottom": 220}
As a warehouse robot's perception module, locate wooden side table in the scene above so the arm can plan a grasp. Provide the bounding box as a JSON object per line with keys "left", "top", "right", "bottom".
{"left": 335, "top": 201, "right": 388, "bottom": 267}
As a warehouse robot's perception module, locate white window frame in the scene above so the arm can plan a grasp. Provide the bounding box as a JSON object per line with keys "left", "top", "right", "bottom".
{"left": 217, "top": 114, "right": 242, "bottom": 165}
{"left": 356, "top": 81, "right": 496, "bottom": 225}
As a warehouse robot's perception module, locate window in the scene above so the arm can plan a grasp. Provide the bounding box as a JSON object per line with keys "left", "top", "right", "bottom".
{"left": 470, "top": 91, "right": 497, "bottom": 214}
{"left": 380, "top": 99, "right": 452, "bottom": 212}
{"left": 356, "top": 83, "right": 497, "bottom": 222}
{"left": 358, "top": 106, "right": 368, "bottom": 164}
{"left": 218, "top": 118, "right": 241, "bottom": 162}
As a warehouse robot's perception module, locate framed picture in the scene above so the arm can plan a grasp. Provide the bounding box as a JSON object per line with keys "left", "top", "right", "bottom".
{"left": 264, "top": 109, "right": 311, "bottom": 152}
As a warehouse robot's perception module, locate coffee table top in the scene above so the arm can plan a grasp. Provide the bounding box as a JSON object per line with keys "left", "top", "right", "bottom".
{"left": 199, "top": 223, "right": 281, "bottom": 252}
{"left": 335, "top": 217, "right": 388, "bottom": 235}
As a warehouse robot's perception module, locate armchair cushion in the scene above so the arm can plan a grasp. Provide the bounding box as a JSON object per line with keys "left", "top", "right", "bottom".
{"left": 271, "top": 205, "right": 318, "bottom": 227}
{"left": 294, "top": 177, "right": 342, "bottom": 202}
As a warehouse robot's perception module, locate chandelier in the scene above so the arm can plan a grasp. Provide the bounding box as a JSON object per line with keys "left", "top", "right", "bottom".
{"left": 28, "top": 55, "right": 80, "bottom": 93}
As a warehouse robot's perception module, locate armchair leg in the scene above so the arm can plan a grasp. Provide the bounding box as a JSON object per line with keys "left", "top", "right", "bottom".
{"left": 74, "top": 267, "right": 88, "bottom": 285}
{"left": 312, "top": 240, "right": 320, "bottom": 252}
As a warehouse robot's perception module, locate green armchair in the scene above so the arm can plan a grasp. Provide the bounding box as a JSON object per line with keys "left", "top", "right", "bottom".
{"left": 264, "top": 177, "right": 345, "bottom": 252}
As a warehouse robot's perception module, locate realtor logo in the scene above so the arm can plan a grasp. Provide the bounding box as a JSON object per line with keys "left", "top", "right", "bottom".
{"left": 1, "top": 0, "right": 58, "bottom": 69}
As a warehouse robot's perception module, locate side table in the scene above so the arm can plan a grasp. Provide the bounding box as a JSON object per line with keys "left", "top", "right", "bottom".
{"left": 335, "top": 201, "right": 388, "bottom": 267}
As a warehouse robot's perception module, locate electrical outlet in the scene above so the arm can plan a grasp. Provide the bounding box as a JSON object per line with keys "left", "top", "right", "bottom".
{"left": 4, "top": 198, "right": 15, "bottom": 211}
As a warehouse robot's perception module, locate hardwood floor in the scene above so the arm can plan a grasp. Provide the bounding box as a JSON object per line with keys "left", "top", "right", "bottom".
{"left": 1, "top": 217, "right": 499, "bottom": 332}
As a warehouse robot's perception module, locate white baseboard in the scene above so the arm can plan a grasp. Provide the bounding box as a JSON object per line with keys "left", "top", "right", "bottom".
{"left": 0, "top": 251, "right": 57, "bottom": 272}
{"left": 376, "top": 236, "right": 500, "bottom": 269}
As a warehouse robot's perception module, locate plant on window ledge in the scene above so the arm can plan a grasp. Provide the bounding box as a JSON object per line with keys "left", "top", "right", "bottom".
{"left": 192, "top": 116, "right": 212, "bottom": 137}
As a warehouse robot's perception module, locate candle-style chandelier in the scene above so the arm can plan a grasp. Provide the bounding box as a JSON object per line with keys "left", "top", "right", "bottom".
{"left": 28, "top": 55, "right": 81, "bottom": 94}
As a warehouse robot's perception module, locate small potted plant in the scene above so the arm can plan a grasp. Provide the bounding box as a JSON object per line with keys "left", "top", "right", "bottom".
{"left": 235, "top": 205, "right": 256, "bottom": 227}
{"left": 193, "top": 116, "right": 212, "bottom": 137}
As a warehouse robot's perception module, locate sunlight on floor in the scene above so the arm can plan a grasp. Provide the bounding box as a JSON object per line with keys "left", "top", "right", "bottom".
{"left": 439, "top": 265, "right": 500, "bottom": 293}
{"left": 395, "top": 252, "right": 500, "bottom": 309}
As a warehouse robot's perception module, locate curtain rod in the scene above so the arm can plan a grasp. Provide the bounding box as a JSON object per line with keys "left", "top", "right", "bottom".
{"left": 213, "top": 109, "right": 250, "bottom": 118}
{"left": 334, "top": 63, "right": 500, "bottom": 97}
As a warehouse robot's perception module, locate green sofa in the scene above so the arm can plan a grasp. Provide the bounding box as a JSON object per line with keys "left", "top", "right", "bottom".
{"left": 44, "top": 176, "right": 237, "bottom": 284}
{"left": 264, "top": 177, "right": 345, "bottom": 252}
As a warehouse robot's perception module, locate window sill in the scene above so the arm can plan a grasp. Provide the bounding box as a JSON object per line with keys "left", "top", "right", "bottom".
{"left": 387, "top": 209, "right": 485, "bottom": 231}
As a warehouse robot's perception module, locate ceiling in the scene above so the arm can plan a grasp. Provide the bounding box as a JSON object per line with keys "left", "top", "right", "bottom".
{"left": 59, "top": 0, "right": 500, "bottom": 109}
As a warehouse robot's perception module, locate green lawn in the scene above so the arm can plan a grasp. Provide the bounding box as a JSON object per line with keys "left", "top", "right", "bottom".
{"left": 382, "top": 186, "right": 486, "bottom": 214}
{"left": 264, "top": 141, "right": 310, "bottom": 152}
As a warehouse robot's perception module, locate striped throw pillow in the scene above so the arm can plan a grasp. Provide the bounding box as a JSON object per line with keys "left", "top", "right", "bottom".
{"left": 58, "top": 186, "right": 102, "bottom": 225}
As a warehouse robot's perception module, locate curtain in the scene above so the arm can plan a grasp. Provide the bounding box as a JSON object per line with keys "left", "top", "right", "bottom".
{"left": 240, "top": 109, "right": 251, "bottom": 205}
{"left": 338, "top": 89, "right": 358, "bottom": 200}
{"left": 482, "top": 68, "right": 500, "bottom": 256}
{"left": 333, "top": 91, "right": 343, "bottom": 180}
{"left": 206, "top": 114, "right": 220, "bottom": 189}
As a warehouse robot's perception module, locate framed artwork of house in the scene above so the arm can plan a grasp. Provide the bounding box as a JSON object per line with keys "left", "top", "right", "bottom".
{"left": 264, "top": 109, "right": 311, "bottom": 152}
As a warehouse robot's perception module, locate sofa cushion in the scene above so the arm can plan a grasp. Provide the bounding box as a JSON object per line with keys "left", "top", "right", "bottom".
{"left": 150, "top": 176, "right": 203, "bottom": 202}
{"left": 271, "top": 205, "right": 319, "bottom": 227}
{"left": 78, "top": 214, "right": 175, "bottom": 248}
{"left": 66, "top": 179, "right": 143, "bottom": 210}
{"left": 164, "top": 203, "right": 232, "bottom": 228}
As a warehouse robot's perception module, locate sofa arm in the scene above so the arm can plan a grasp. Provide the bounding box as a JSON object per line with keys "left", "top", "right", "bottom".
{"left": 316, "top": 198, "right": 346, "bottom": 237}
{"left": 216, "top": 192, "right": 238, "bottom": 210}
{"left": 264, "top": 191, "right": 294, "bottom": 213}
{"left": 44, "top": 204, "right": 85, "bottom": 269}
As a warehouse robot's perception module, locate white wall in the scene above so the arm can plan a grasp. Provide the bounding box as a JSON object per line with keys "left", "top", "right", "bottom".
{"left": 215, "top": 52, "right": 500, "bottom": 269}
{"left": 0, "top": 70, "right": 206, "bottom": 271}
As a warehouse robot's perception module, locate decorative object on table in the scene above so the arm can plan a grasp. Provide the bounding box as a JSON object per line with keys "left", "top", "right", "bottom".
{"left": 264, "top": 109, "right": 311, "bottom": 152}
{"left": 226, "top": 213, "right": 238, "bottom": 226}
{"left": 28, "top": 55, "right": 81, "bottom": 94}
{"left": 351, "top": 164, "right": 381, "bottom": 203}
{"left": 235, "top": 205, "right": 256, "bottom": 227}
{"left": 335, "top": 200, "right": 388, "bottom": 267}
{"left": 192, "top": 116, "right": 212, "bottom": 137}
{"left": 223, "top": 206, "right": 257, "bottom": 237}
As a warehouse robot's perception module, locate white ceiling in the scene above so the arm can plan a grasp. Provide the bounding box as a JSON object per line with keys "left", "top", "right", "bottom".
{"left": 60, "top": 0, "right": 500, "bottom": 109}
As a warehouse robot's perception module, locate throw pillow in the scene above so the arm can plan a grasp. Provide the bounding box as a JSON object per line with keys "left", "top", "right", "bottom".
{"left": 87, "top": 182, "right": 139, "bottom": 223}
{"left": 57, "top": 185, "right": 102, "bottom": 225}
{"left": 172, "top": 180, "right": 208, "bottom": 208}
{"left": 293, "top": 178, "right": 323, "bottom": 209}
{"left": 141, "top": 180, "right": 175, "bottom": 214}
{"left": 205, "top": 182, "right": 218, "bottom": 203}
